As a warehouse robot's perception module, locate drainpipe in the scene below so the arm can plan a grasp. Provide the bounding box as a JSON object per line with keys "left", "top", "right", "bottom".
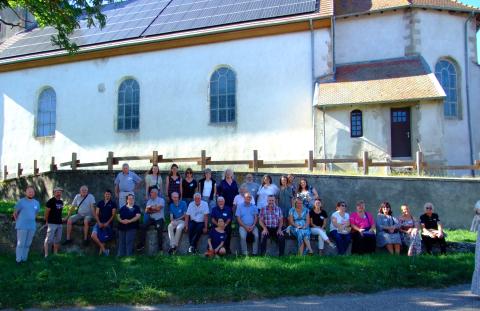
{"left": 309, "top": 19, "right": 317, "bottom": 157}
{"left": 464, "top": 12, "right": 475, "bottom": 176}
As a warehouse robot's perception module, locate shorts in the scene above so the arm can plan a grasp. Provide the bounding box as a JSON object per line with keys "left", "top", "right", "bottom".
{"left": 69, "top": 214, "right": 93, "bottom": 224}
{"left": 45, "top": 224, "right": 63, "bottom": 244}
{"left": 92, "top": 224, "right": 113, "bottom": 242}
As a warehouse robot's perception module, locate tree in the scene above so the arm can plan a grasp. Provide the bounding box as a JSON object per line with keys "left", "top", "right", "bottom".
{"left": 0, "top": 0, "right": 106, "bottom": 53}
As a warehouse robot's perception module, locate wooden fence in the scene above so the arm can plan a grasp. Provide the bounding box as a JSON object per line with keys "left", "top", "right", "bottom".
{"left": 3, "top": 150, "right": 480, "bottom": 180}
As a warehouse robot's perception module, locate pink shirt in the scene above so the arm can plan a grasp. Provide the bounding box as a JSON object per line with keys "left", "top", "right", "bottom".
{"left": 350, "top": 211, "right": 373, "bottom": 230}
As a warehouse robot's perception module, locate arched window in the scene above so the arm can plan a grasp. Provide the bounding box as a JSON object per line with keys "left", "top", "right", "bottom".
{"left": 117, "top": 78, "right": 140, "bottom": 130}
{"left": 350, "top": 110, "right": 363, "bottom": 138}
{"left": 210, "top": 67, "right": 236, "bottom": 123}
{"left": 434, "top": 59, "right": 459, "bottom": 118}
{"left": 36, "top": 88, "right": 56, "bottom": 137}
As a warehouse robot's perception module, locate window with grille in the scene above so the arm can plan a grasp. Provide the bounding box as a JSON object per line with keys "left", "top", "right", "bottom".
{"left": 117, "top": 79, "right": 140, "bottom": 131}
{"left": 350, "top": 110, "right": 363, "bottom": 138}
{"left": 36, "top": 88, "right": 56, "bottom": 137}
{"left": 210, "top": 67, "right": 236, "bottom": 124}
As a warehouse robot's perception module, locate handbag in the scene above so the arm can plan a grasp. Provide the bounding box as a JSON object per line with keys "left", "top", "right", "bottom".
{"left": 97, "top": 226, "right": 113, "bottom": 242}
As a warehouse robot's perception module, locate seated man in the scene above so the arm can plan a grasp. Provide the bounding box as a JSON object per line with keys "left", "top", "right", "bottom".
{"left": 63, "top": 185, "right": 96, "bottom": 246}
{"left": 91, "top": 190, "right": 117, "bottom": 256}
{"left": 167, "top": 192, "right": 187, "bottom": 254}
{"left": 137, "top": 188, "right": 165, "bottom": 252}
{"left": 185, "top": 193, "right": 209, "bottom": 254}
{"left": 206, "top": 218, "right": 227, "bottom": 258}
{"left": 210, "top": 196, "right": 233, "bottom": 254}
{"left": 236, "top": 192, "right": 259, "bottom": 256}
{"left": 259, "top": 195, "right": 285, "bottom": 256}
{"left": 420, "top": 202, "right": 447, "bottom": 255}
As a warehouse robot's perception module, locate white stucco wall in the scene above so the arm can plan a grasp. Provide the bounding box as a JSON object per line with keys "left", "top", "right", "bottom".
{"left": 335, "top": 11, "right": 406, "bottom": 64}
{"left": 317, "top": 101, "right": 444, "bottom": 164}
{"left": 0, "top": 29, "right": 331, "bottom": 174}
{"left": 416, "top": 10, "right": 475, "bottom": 166}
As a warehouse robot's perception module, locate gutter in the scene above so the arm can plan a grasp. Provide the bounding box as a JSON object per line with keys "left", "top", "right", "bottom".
{"left": 0, "top": 12, "right": 331, "bottom": 66}
{"left": 464, "top": 12, "right": 476, "bottom": 176}
{"left": 309, "top": 19, "right": 316, "bottom": 159}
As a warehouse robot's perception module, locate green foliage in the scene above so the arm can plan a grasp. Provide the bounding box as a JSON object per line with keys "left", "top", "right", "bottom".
{"left": 0, "top": 253, "right": 474, "bottom": 309}
{"left": 0, "top": 200, "right": 72, "bottom": 217}
{"left": 445, "top": 229, "right": 477, "bottom": 243}
{"left": 0, "top": 0, "right": 106, "bottom": 53}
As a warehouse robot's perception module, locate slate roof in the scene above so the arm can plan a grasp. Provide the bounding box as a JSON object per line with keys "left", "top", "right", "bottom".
{"left": 316, "top": 57, "right": 446, "bottom": 108}
{"left": 334, "top": 0, "right": 480, "bottom": 16}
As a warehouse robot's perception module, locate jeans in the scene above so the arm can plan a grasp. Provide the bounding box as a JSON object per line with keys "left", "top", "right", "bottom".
{"left": 351, "top": 231, "right": 376, "bottom": 254}
{"left": 117, "top": 229, "right": 136, "bottom": 257}
{"left": 310, "top": 227, "right": 329, "bottom": 250}
{"left": 260, "top": 227, "right": 285, "bottom": 256}
{"left": 239, "top": 226, "right": 259, "bottom": 255}
{"left": 330, "top": 230, "right": 351, "bottom": 255}
{"left": 16, "top": 229, "right": 35, "bottom": 262}
{"left": 139, "top": 216, "right": 164, "bottom": 251}
{"left": 167, "top": 220, "right": 185, "bottom": 248}
{"left": 188, "top": 221, "right": 205, "bottom": 249}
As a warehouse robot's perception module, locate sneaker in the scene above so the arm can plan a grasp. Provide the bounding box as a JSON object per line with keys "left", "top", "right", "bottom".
{"left": 168, "top": 247, "right": 175, "bottom": 255}
{"left": 188, "top": 246, "right": 194, "bottom": 254}
{"left": 82, "top": 239, "right": 89, "bottom": 246}
{"left": 103, "top": 249, "right": 110, "bottom": 256}
{"left": 62, "top": 239, "right": 72, "bottom": 246}
{"left": 329, "top": 243, "right": 336, "bottom": 249}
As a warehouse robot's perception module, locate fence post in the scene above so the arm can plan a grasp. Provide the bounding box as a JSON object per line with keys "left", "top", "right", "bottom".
{"left": 71, "top": 152, "right": 78, "bottom": 170}
{"left": 201, "top": 150, "right": 207, "bottom": 170}
{"left": 308, "top": 151, "right": 314, "bottom": 172}
{"left": 107, "top": 152, "right": 114, "bottom": 171}
{"left": 17, "top": 163, "right": 23, "bottom": 177}
{"left": 253, "top": 150, "right": 259, "bottom": 172}
{"left": 33, "top": 160, "right": 39, "bottom": 176}
{"left": 362, "top": 151, "right": 369, "bottom": 175}
{"left": 416, "top": 151, "right": 423, "bottom": 176}
{"left": 152, "top": 151, "right": 159, "bottom": 165}
{"left": 50, "top": 156, "right": 57, "bottom": 172}
{"left": 3, "top": 165, "right": 7, "bottom": 180}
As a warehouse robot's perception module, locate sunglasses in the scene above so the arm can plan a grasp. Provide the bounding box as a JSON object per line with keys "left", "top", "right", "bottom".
{"left": 425, "top": 207, "right": 433, "bottom": 210}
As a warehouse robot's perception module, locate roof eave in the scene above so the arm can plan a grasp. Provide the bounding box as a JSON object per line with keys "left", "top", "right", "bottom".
{"left": 315, "top": 96, "right": 446, "bottom": 109}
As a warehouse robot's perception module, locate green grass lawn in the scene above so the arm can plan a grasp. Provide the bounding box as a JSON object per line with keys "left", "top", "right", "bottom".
{"left": 445, "top": 229, "right": 477, "bottom": 243}
{"left": 0, "top": 253, "right": 474, "bottom": 309}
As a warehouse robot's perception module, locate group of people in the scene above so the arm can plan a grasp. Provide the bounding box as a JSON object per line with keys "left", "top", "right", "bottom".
{"left": 12, "top": 164, "right": 455, "bottom": 263}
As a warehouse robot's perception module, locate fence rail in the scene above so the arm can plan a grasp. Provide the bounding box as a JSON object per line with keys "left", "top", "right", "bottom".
{"left": 3, "top": 150, "right": 480, "bottom": 180}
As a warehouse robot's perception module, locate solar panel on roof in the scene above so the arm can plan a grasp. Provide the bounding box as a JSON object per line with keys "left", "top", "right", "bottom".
{"left": 0, "top": 0, "right": 319, "bottom": 60}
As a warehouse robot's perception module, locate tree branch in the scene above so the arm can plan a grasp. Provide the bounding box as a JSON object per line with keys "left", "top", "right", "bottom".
{"left": 0, "top": 17, "right": 23, "bottom": 29}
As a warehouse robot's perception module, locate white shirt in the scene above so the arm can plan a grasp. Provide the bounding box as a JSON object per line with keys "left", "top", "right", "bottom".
{"left": 330, "top": 211, "right": 350, "bottom": 232}
{"left": 202, "top": 180, "right": 212, "bottom": 197}
{"left": 186, "top": 201, "right": 209, "bottom": 222}
{"left": 256, "top": 184, "right": 279, "bottom": 209}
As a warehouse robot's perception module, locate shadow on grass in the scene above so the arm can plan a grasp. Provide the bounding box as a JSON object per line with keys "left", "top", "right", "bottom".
{"left": 0, "top": 253, "right": 474, "bottom": 309}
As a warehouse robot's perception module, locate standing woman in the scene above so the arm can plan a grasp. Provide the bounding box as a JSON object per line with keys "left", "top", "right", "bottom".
{"left": 182, "top": 168, "right": 197, "bottom": 206}
{"left": 216, "top": 168, "right": 238, "bottom": 209}
{"left": 350, "top": 200, "right": 376, "bottom": 255}
{"left": 257, "top": 174, "right": 279, "bottom": 210}
{"left": 287, "top": 174, "right": 296, "bottom": 197}
{"left": 398, "top": 204, "right": 422, "bottom": 256}
{"left": 297, "top": 178, "right": 319, "bottom": 210}
{"left": 471, "top": 201, "right": 480, "bottom": 296}
{"left": 145, "top": 164, "right": 163, "bottom": 199}
{"left": 198, "top": 168, "right": 216, "bottom": 210}
{"left": 13, "top": 186, "right": 40, "bottom": 263}
{"left": 278, "top": 175, "right": 294, "bottom": 222}
{"left": 288, "top": 198, "right": 314, "bottom": 255}
{"left": 165, "top": 164, "right": 182, "bottom": 202}
{"left": 117, "top": 194, "right": 141, "bottom": 257}
{"left": 376, "top": 202, "right": 401, "bottom": 255}
{"left": 330, "top": 201, "right": 351, "bottom": 255}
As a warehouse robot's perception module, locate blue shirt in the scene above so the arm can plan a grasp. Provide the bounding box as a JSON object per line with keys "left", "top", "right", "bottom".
{"left": 235, "top": 202, "right": 258, "bottom": 226}
{"left": 114, "top": 171, "right": 141, "bottom": 192}
{"left": 209, "top": 228, "right": 226, "bottom": 249}
{"left": 217, "top": 179, "right": 238, "bottom": 208}
{"left": 211, "top": 206, "right": 233, "bottom": 225}
{"left": 169, "top": 201, "right": 187, "bottom": 220}
{"left": 118, "top": 205, "right": 141, "bottom": 230}
{"left": 15, "top": 198, "right": 40, "bottom": 230}
{"left": 96, "top": 199, "right": 117, "bottom": 224}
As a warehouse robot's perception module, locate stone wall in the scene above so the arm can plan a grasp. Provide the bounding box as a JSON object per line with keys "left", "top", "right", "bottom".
{"left": 1, "top": 170, "right": 479, "bottom": 229}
